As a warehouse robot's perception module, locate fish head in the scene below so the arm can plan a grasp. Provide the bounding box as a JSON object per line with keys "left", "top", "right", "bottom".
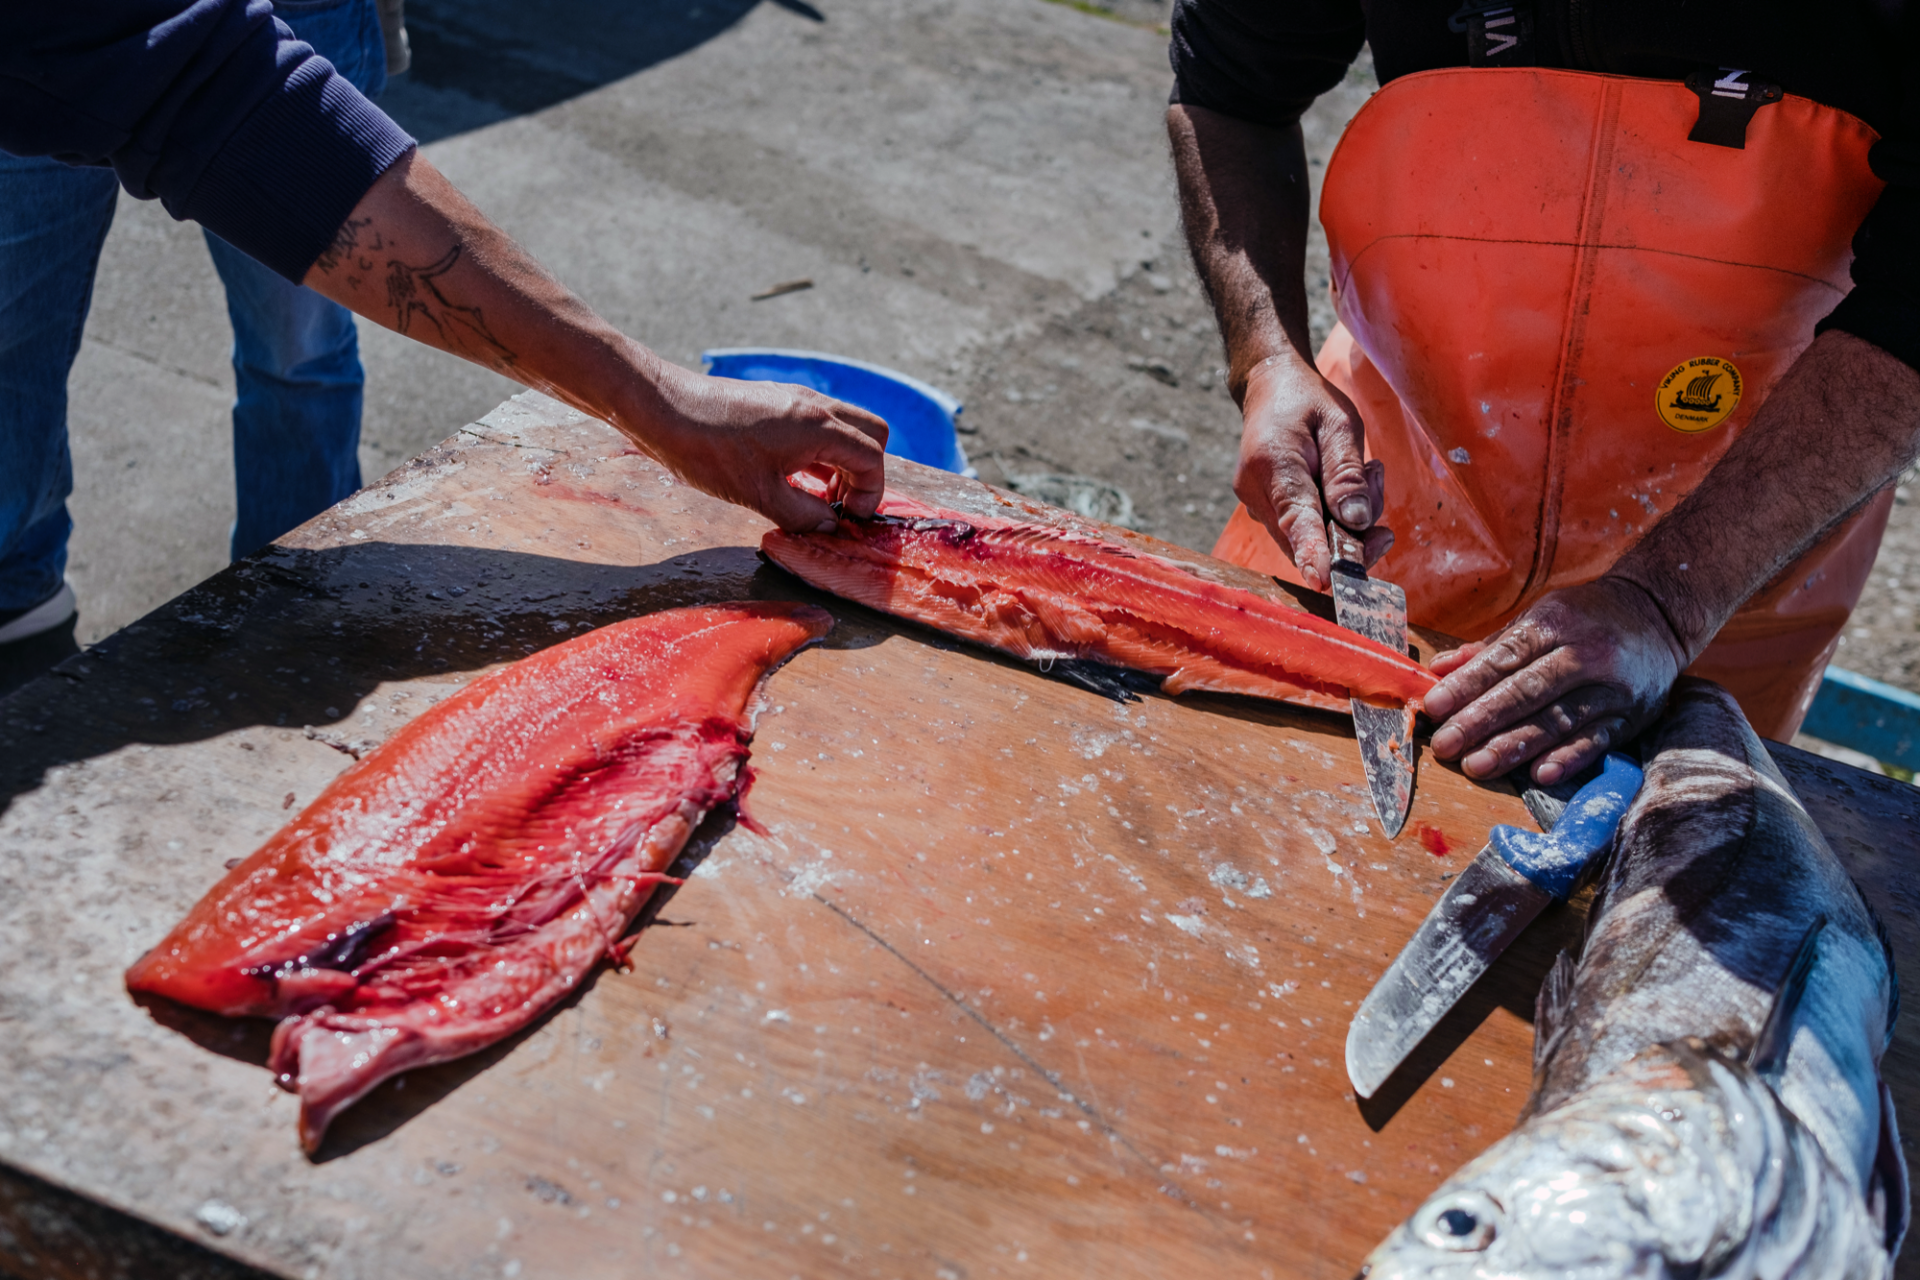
{"left": 1359, "top": 1156, "right": 1679, "bottom": 1280}
{"left": 1361, "top": 1047, "right": 1765, "bottom": 1280}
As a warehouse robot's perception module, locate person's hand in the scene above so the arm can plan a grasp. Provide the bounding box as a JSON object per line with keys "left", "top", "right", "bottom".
{"left": 1423, "top": 577, "right": 1689, "bottom": 784}
{"left": 623, "top": 361, "right": 890, "bottom": 532}
{"left": 1234, "top": 354, "right": 1392, "bottom": 591}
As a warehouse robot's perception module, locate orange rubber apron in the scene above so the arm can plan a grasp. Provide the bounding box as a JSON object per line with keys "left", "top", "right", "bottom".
{"left": 1213, "top": 67, "right": 1891, "bottom": 739}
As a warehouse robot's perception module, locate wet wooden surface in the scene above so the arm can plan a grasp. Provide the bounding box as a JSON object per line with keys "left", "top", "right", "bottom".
{"left": 1, "top": 391, "right": 1916, "bottom": 1280}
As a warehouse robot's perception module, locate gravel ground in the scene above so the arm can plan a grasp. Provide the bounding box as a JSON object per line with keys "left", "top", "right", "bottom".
{"left": 1835, "top": 475, "right": 1920, "bottom": 690}
{"left": 949, "top": 38, "right": 1376, "bottom": 556}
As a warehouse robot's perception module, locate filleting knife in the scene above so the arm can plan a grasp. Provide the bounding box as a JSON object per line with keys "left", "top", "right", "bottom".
{"left": 1344, "top": 752, "right": 1645, "bottom": 1099}
{"left": 1326, "top": 520, "right": 1415, "bottom": 839}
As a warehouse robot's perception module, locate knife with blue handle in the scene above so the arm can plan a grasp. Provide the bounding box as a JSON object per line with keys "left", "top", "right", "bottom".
{"left": 1344, "top": 753, "right": 1644, "bottom": 1098}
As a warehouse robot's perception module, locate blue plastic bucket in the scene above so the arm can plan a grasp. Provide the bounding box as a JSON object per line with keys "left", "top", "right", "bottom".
{"left": 702, "top": 348, "right": 973, "bottom": 476}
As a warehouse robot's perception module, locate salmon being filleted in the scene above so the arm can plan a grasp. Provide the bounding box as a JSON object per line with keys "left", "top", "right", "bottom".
{"left": 126, "top": 602, "right": 830, "bottom": 1152}
{"left": 761, "top": 494, "right": 1435, "bottom": 713}
{"left": 1361, "top": 680, "right": 1907, "bottom": 1279}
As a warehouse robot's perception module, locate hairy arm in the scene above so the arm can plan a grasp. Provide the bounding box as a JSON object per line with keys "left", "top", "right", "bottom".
{"left": 1426, "top": 329, "right": 1920, "bottom": 781}
{"left": 1610, "top": 331, "right": 1920, "bottom": 656}
{"left": 1169, "top": 103, "right": 1387, "bottom": 588}
{"left": 304, "top": 151, "right": 887, "bottom": 529}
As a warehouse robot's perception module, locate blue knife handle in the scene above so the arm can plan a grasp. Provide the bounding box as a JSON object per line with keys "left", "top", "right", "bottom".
{"left": 1487, "top": 753, "right": 1644, "bottom": 899}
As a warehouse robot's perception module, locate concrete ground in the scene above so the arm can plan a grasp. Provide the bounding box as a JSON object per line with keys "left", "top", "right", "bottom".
{"left": 58, "top": 0, "right": 1920, "bottom": 706}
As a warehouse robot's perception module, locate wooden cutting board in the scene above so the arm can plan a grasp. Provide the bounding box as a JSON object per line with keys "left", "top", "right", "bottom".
{"left": 2, "top": 392, "right": 1916, "bottom": 1280}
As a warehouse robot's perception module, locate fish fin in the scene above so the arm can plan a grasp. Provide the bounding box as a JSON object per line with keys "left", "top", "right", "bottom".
{"left": 1748, "top": 914, "right": 1827, "bottom": 1080}
{"left": 1532, "top": 949, "right": 1578, "bottom": 1078}
{"left": 1868, "top": 898, "right": 1901, "bottom": 1044}
{"left": 1872, "top": 1076, "right": 1910, "bottom": 1256}
{"left": 1044, "top": 659, "right": 1159, "bottom": 703}
{"left": 1158, "top": 658, "right": 1350, "bottom": 713}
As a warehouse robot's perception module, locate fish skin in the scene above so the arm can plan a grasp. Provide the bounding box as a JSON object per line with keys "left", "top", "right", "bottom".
{"left": 760, "top": 494, "right": 1434, "bottom": 714}
{"left": 125, "top": 602, "right": 830, "bottom": 1151}
{"left": 1360, "top": 680, "right": 1905, "bottom": 1279}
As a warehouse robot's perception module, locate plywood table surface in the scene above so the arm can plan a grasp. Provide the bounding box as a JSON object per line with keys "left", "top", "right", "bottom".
{"left": 2, "top": 392, "right": 1917, "bottom": 1280}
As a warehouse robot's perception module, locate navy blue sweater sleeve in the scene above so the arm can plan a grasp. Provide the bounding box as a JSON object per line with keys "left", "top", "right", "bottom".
{"left": 0, "top": 0, "right": 415, "bottom": 282}
{"left": 1168, "top": 0, "right": 1367, "bottom": 128}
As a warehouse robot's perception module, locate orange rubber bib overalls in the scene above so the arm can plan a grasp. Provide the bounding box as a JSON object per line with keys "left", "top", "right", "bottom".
{"left": 1213, "top": 66, "right": 1892, "bottom": 739}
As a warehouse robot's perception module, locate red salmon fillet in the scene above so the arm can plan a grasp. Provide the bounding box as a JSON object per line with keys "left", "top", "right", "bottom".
{"left": 762, "top": 496, "right": 1433, "bottom": 712}
{"left": 126, "top": 602, "right": 829, "bottom": 1152}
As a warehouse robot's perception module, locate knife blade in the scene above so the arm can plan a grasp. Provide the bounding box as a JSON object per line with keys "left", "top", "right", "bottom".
{"left": 1344, "top": 752, "right": 1645, "bottom": 1098}
{"left": 1326, "top": 519, "right": 1415, "bottom": 839}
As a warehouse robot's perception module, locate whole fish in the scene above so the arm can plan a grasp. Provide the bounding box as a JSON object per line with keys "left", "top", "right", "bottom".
{"left": 761, "top": 494, "right": 1434, "bottom": 714}
{"left": 127, "top": 602, "right": 829, "bottom": 1152}
{"left": 1360, "top": 679, "right": 1907, "bottom": 1279}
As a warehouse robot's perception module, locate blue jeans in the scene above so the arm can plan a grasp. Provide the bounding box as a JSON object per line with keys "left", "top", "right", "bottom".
{"left": 0, "top": 0, "right": 388, "bottom": 613}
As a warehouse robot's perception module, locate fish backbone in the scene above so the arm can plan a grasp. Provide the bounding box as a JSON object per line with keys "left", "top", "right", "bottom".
{"left": 761, "top": 494, "right": 1433, "bottom": 712}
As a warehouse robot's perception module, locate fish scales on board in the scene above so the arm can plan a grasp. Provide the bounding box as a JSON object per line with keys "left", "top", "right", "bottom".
{"left": 125, "top": 602, "right": 830, "bottom": 1152}
{"left": 761, "top": 493, "right": 1435, "bottom": 715}
{"left": 1362, "top": 679, "right": 1906, "bottom": 1279}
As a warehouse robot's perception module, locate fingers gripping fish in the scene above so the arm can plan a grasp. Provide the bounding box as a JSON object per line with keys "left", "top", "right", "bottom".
{"left": 1361, "top": 679, "right": 1906, "bottom": 1279}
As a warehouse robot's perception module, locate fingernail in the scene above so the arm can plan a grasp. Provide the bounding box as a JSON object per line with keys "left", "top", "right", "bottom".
{"left": 1430, "top": 726, "right": 1461, "bottom": 757}
{"left": 1463, "top": 748, "right": 1499, "bottom": 778}
{"left": 1534, "top": 760, "right": 1564, "bottom": 785}
{"left": 1338, "top": 497, "right": 1369, "bottom": 526}
{"left": 814, "top": 518, "right": 837, "bottom": 533}
{"left": 1423, "top": 690, "right": 1454, "bottom": 719}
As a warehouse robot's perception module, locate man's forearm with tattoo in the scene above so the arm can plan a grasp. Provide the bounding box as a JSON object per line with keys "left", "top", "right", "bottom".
{"left": 383, "top": 246, "right": 515, "bottom": 370}
{"left": 303, "top": 151, "right": 888, "bottom": 531}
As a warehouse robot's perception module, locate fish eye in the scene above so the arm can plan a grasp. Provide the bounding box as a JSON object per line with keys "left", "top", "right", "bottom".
{"left": 1416, "top": 1192, "right": 1500, "bottom": 1252}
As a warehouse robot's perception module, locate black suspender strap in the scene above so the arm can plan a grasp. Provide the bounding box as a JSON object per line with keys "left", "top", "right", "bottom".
{"left": 1444, "top": 10, "right": 1779, "bottom": 149}
{"left": 1684, "top": 68, "right": 1783, "bottom": 149}
{"left": 1449, "top": 0, "right": 1536, "bottom": 67}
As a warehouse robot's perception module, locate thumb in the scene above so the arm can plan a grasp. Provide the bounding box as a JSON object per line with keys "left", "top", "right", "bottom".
{"left": 758, "top": 474, "right": 841, "bottom": 534}
{"left": 1315, "top": 399, "right": 1372, "bottom": 530}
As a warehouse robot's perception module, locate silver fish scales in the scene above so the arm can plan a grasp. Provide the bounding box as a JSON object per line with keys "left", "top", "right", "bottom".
{"left": 1360, "top": 680, "right": 1907, "bottom": 1280}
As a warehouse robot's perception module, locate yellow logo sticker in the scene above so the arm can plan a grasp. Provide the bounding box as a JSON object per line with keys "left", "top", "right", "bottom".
{"left": 1656, "top": 357, "right": 1741, "bottom": 433}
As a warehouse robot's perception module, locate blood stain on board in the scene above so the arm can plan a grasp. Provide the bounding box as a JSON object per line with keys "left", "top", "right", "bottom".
{"left": 1416, "top": 824, "right": 1451, "bottom": 857}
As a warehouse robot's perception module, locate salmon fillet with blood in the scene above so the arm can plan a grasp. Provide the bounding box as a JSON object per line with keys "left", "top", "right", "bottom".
{"left": 126, "top": 602, "right": 829, "bottom": 1152}
{"left": 762, "top": 494, "right": 1433, "bottom": 713}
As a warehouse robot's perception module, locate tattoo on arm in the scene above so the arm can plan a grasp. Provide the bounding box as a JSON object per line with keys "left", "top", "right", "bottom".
{"left": 384, "top": 245, "right": 517, "bottom": 370}
{"left": 313, "top": 216, "right": 384, "bottom": 277}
